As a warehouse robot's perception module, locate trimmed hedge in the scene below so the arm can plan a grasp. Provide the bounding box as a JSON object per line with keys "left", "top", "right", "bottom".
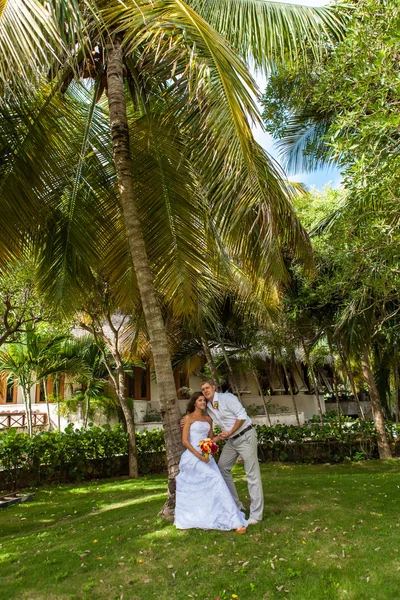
{"left": 256, "top": 419, "right": 398, "bottom": 444}
{"left": 0, "top": 424, "right": 165, "bottom": 491}
{"left": 256, "top": 420, "right": 400, "bottom": 463}
{"left": 1, "top": 420, "right": 399, "bottom": 492}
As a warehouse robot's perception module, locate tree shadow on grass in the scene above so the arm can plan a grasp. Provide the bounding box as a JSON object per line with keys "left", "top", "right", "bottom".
{"left": 0, "top": 475, "right": 168, "bottom": 541}
{"left": 2, "top": 464, "right": 400, "bottom": 600}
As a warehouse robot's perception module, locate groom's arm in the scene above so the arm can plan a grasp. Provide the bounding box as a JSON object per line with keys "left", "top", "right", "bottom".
{"left": 220, "top": 418, "right": 245, "bottom": 439}
{"left": 219, "top": 393, "right": 247, "bottom": 439}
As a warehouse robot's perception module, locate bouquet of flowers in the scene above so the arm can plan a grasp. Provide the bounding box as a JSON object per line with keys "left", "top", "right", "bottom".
{"left": 199, "top": 438, "right": 218, "bottom": 460}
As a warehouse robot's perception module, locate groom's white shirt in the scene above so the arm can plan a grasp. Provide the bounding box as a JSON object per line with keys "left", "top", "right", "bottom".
{"left": 206, "top": 391, "right": 252, "bottom": 434}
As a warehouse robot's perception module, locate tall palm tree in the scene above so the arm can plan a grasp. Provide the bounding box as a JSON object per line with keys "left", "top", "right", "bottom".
{"left": 0, "top": 0, "right": 348, "bottom": 515}
{"left": 336, "top": 294, "right": 392, "bottom": 459}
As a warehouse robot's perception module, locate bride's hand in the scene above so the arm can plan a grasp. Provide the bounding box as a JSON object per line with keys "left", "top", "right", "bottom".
{"left": 199, "top": 455, "right": 210, "bottom": 463}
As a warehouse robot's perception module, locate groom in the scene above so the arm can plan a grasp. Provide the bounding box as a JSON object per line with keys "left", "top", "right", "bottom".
{"left": 200, "top": 379, "right": 264, "bottom": 524}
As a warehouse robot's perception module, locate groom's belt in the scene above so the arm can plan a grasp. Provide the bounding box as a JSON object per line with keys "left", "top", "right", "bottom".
{"left": 230, "top": 424, "right": 253, "bottom": 440}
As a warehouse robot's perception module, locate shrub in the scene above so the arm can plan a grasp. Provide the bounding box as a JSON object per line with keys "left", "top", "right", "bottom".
{"left": 1, "top": 419, "right": 398, "bottom": 491}
{"left": 255, "top": 419, "right": 378, "bottom": 446}
{"left": 0, "top": 424, "right": 166, "bottom": 490}
{"left": 254, "top": 418, "right": 396, "bottom": 463}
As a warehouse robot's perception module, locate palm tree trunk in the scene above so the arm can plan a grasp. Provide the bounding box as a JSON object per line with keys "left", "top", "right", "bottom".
{"left": 81, "top": 312, "right": 139, "bottom": 479}
{"left": 107, "top": 37, "right": 182, "bottom": 518}
{"left": 337, "top": 344, "right": 365, "bottom": 420}
{"left": 43, "top": 379, "right": 52, "bottom": 431}
{"left": 219, "top": 338, "right": 242, "bottom": 401}
{"left": 84, "top": 394, "right": 89, "bottom": 428}
{"left": 117, "top": 365, "right": 139, "bottom": 478}
{"left": 331, "top": 360, "right": 342, "bottom": 431}
{"left": 23, "top": 386, "right": 33, "bottom": 437}
{"left": 80, "top": 315, "right": 139, "bottom": 478}
{"left": 327, "top": 335, "right": 342, "bottom": 431}
{"left": 361, "top": 346, "right": 392, "bottom": 459}
{"left": 393, "top": 358, "right": 399, "bottom": 425}
{"left": 282, "top": 363, "right": 300, "bottom": 427}
{"left": 252, "top": 367, "right": 272, "bottom": 426}
{"left": 200, "top": 335, "right": 220, "bottom": 390}
{"left": 54, "top": 374, "right": 61, "bottom": 430}
{"left": 301, "top": 339, "right": 324, "bottom": 424}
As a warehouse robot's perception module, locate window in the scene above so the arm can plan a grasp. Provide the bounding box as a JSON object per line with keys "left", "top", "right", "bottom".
{"left": 0, "top": 376, "right": 17, "bottom": 404}
{"left": 36, "top": 382, "right": 46, "bottom": 403}
{"left": 6, "top": 381, "right": 15, "bottom": 403}
{"left": 36, "top": 378, "right": 57, "bottom": 403}
{"left": 126, "top": 367, "right": 150, "bottom": 400}
{"left": 174, "top": 371, "right": 190, "bottom": 399}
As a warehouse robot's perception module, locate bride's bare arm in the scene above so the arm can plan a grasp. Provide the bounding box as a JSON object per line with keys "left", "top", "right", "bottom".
{"left": 182, "top": 418, "right": 209, "bottom": 462}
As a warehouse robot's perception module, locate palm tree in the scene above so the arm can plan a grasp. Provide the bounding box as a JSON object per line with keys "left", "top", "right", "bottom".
{"left": 31, "top": 332, "right": 84, "bottom": 430}
{"left": 0, "top": 341, "right": 36, "bottom": 435}
{"left": 58, "top": 337, "right": 110, "bottom": 426}
{"left": 0, "top": 328, "right": 86, "bottom": 435}
{"left": 0, "top": 0, "right": 348, "bottom": 515}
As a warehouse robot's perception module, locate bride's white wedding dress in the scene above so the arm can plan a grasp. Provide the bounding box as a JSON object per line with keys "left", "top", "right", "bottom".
{"left": 174, "top": 420, "right": 248, "bottom": 530}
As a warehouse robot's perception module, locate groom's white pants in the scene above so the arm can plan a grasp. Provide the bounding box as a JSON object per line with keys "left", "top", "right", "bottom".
{"left": 217, "top": 427, "right": 264, "bottom": 522}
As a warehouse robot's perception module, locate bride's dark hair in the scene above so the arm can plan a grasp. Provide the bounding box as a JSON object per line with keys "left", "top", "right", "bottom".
{"left": 186, "top": 391, "right": 204, "bottom": 414}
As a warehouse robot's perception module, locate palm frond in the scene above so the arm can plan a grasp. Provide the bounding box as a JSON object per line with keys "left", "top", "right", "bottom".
{"left": 46, "top": 0, "right": 99, "bottom": 49}
{"left": 26, "top": 81, "right": 120, "bottom": 313}
{"left": 188, "top": 0, "right": 350, "bottom": 70}
{"left": 0, "top": 0, "right": 62, "bottom": 89}
{"left": 112, "top": 2, "right": 313, "bottom": 273}
{"left": 275, "top": 109, "right": 337, "bottom": 174}
{"left": 0, "top": 84, "right": 77, "bottom": 262}
{"left": 103, "top": 0, "right": 262, "bottom": 153}
{"left": 130, "top": 113, "right": 214, "bottom": 318}
{"left": 0, "top": 0, "right": 105, "bottom": 91}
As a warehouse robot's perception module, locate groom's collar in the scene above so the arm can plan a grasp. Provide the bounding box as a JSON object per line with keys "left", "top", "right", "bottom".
{"left": 208, "top": 391, "right": 219, "bottom": 406}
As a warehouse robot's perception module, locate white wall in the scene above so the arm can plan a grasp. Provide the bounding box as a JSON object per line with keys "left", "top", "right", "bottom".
{"left": 0, "top": 372, "right": 322, "bottom": 430}
{"left": 252, "top": 413, "right": 305, "bottom": 427}
{"left": 241, "top": 394, "right": 322, "bottom": 421}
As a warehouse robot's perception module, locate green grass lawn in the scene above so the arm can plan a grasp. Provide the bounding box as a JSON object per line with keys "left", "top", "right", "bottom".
{"left": 1, "top": 461, "right": 400, "bottom": 600}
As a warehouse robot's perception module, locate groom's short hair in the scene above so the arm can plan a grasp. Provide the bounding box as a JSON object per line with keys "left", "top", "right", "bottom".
{"left": 201, "top": 378, "right": 216, "bottom": 387}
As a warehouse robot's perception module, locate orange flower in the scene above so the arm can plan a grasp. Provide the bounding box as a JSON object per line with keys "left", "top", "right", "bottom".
{"left": 199, "top": 438, "right": 218, "bottom": 458}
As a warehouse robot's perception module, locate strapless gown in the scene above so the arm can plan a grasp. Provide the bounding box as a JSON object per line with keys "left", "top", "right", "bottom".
{"left": 174, "top": 421, "right": 248, "bottom": 530}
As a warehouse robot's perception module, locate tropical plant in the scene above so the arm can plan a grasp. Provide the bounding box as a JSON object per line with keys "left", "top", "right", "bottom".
{"left": 0, "top": 258, "right": 46, "bottom": 347}
{"left": 0, "top": 341, "right": 36, "bottom": 436}
{"left": 63, "top": 337, "right": 116, "bottom": 428}
{"left": 31, "top": 331, "right": 85, "bottom": 431}
{"left": 0, "top": 328, "right": 85, "bottom": 435}
{"left": 77, "top": 284, "right": 144, "bottom": 478}
{"left": 285, "top": 187, "right": 398, "bottom": 458}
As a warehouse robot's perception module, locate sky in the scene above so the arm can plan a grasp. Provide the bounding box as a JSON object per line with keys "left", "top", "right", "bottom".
{"left": 251, "top": 0, "right": 342, "bottom": 190}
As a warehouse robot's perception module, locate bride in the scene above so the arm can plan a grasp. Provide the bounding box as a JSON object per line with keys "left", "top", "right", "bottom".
{"left": 174, "top": 391, "right": 248, "bottom": 533}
